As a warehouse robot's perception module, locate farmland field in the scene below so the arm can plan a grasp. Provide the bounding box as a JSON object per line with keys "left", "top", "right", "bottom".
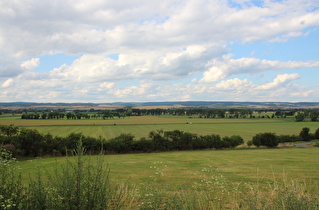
{"left": 2, "top": 114, "right": 319, "bottom": 208}
{"left": 17, "top": 147, "right": 319, "bottom": 185}
{"left": 15, "top": 147, "right": 319, "bottom": 208}
{"left": 1, "top": 115, "right": 319, "bottom": 141}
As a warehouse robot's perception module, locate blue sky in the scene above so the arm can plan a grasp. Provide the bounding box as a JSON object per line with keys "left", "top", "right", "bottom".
{"left": 0, "top": 0, "right": 319, "bottom": 103}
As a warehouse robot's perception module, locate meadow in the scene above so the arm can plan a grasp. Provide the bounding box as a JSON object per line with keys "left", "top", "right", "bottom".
{"left": 1, "top": 114, "right": 319, "bottom": 208}
{"left": 15, "top": 147, "right": 319, "bottom": 209}
{"left": 1, "top": 115, "right": 319, "bottom": 141}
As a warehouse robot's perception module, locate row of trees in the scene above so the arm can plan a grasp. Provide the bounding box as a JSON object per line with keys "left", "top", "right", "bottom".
{"left": 249, "top": 127, "right": 319, "bottom": 147}
{"left": 295, "top": 111, "right": 319, "bottom": 122}
{"left": 20, "top": 108, "right": 319, "bottom": 121}
{"left": 0, "top": 125, "right": 245, "bottom": 157}
{"left": 1, "top": 125, "right": 318, "bottom": 157}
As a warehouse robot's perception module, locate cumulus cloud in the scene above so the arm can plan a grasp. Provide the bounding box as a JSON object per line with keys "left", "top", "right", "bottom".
{"left": 200, "top": 56, "right": 319, "bottom": 83}
{"left": 99, "top": 82, "right": 115, "bottom": 89}
{"left": 1, "top": 78, "right": 14, "bottom": 88}
{"left": 0, "top": 0, "right": 318, "bottom": 58}
{"left": 21, "top": 58, "right": 40, "bottom": 71}
{"left": 0, "top": 0, "right": 319, "bottom": 102}
{"left": 258, "top": 73, "right": 300, "bottom": 90}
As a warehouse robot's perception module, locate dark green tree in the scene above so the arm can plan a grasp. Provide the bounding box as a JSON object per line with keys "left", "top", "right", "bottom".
{"left": 251, "top": 132, "right": 278, "bottom": 148}
{"left": 0, "top": 124, "right": 19, "bottom": 137}
{"left": 309, "top": 111, "right": 319, "bottom": 122}
{"left": 299, "top": 127, "right": 310, "bottom": 141}
{"left": 295, "top": 113, "right": 305, "bottom": 122}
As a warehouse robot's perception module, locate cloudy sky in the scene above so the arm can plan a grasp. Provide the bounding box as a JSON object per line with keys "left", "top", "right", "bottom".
{"left": 1, "top": 0, "right": 319, "bottom": 103}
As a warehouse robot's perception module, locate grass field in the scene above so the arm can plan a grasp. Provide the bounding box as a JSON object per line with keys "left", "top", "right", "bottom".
{"left": 17, "top": 147, "right": 319, "bottom": 186}
{"left": 2, "top": 114, "right": 319, "bottom": 208}
{"left": 1, "top": 115, "right": 319, "bottom": 141}
{"left": 15, "top": 147, "right": 319, "bottom": 208}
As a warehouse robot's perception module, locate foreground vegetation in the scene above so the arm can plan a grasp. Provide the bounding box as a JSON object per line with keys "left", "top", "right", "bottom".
{"left": 2, "top": 145, "right": 319, "bottom": 209}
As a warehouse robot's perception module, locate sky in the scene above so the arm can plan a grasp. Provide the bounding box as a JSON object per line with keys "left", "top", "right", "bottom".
{"left": 0, "top": 0, "right": 319, "bottom": 103}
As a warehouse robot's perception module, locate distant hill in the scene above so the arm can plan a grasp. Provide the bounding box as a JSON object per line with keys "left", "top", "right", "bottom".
{"left": 1, "top": 101, "right": 319, "bottom": 110}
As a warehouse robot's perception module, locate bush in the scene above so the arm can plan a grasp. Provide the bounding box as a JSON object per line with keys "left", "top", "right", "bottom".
{"left": 133, "top": 137, "right": 153, "bottom": 152}
{"left": 299, "top": 127, "right": 311, "bottom": 141}
{"left": 12, "top": 129, "right": 45, "bottom": 156}
{"left": 226, "top": 135, "right": 244, "bottom": 148}
{"left": 108, "top": 133, "right": 135, "bottom": 153}
{"left": 251, "top": 132, "right": 278, "bottom": 148}
{"left": 204, "top": 134, "right": 223, "bottom": 149}
{"left": 0, "top": 147, "right": 25, "bottom": 208}
{"left": 276, "top": 134, "right": 301, "bottom": 143}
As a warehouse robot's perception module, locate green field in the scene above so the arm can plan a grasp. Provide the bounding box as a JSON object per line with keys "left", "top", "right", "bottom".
{"left": 1, "top": 115, "right": 319, "bottom": 141}
{"left": 15, "top": 147, "right": 319, "bottom": 208}
{"left": 17, "top": 147, "right": 319, "bottom": 185}
{"left": 2, "top": 115, "right": 319, "bottom": 208}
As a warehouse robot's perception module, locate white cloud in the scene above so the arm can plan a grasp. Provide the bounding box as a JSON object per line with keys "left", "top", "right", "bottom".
{"left": 99, "top": 82, "right": 115, "bottom": 89}
{"left": 0, "top": 0, "right": 318, "bottom": 58}
{"left": 200, "top": 56, "right": 319, "bottom": 83}
{"left": 258, "top": 73, "right": 300, "bottom": 90}
{"left": 20, "top": 58, "right": 40, "bottom": 71}
{"left": 0, "top": 0, "right": 319, "bottom": 102}
{"left": 216, "top": 78, "right": 254, "bottom": 90}
{"left": 1, "top": 78, "right": 14, "bottom": 88}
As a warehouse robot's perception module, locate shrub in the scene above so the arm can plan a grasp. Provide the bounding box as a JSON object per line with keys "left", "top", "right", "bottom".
{"left": 149, "top": 130, "right": 171, "bottom": 151}
{"left": 133, "top": 137, "right": 152, "bottom": 152}
{"left": 203, "top": 134, "right": 223, "bottom": 149}
{"left": 228, "top": 135, "right": 244, "bottom": 148}
{"left": 0, "top": 147, "right": 26, "bottom": 208}
{"left": 12, "top": 129, "right": 45, "bottom": 156}
{"left": 299, "top": 127, "right": 310, "bottom": 141}
{"left": 276, "top": 134, "right": 301, "bottom": 143}
{"left": 108, "top": 133, "right": 135, "bottom": 153}
{"left": 251, "top": 132, "right": 278, "bottom": 148}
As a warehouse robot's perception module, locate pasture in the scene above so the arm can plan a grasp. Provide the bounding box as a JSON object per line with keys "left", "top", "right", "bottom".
{"left": 1, "top": 115, "right": 319, "bottom": 141}
{"left": 15, "top": 147, "right": 319, "bottom": 208}
{"left": 2, "top": 114, "right": 319, "bottom": 208}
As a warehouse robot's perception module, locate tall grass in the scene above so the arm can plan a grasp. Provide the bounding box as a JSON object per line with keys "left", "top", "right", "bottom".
{"left": 1, "top": 143, "right": 135, "bottom": 209}
{"left": 135, "top": 166, "right": 319, "bottom": 209}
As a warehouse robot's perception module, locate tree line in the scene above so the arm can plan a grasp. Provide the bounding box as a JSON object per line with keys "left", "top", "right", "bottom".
{"left": 1, "top": 125, "right": 318, "bottom": 157}
{"left": 19, "top": 108, "right": 319, "bottom": 121}
{"left": 0, "top": 125, "right": 244, "bottom": 157}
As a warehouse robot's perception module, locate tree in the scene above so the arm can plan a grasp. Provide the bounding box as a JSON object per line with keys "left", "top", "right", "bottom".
{"left": 41, "top": 113, "right": 47, "bottom": 119}
{"left": 108, "top": 133, "right": 134, "bottom": 153}
{"left": 295, "top": 113, "right": 305, "bottom": 122}
{"left": 315, "top": 128, "right": 319, "bottom": 139}
{"left": 0, "top": 124, "right": 19, "bottom": 137}
{"left": 149, "top": 130, "right": 170, "bottom": 151}
{"left": 251, "top": 133, "right": 278, "bottom": 148}
{"left": 299, "top": 127, "right": 310, "bottom": 141}
{"left": 309, "top": 111, "right": 319, "bottom": 122}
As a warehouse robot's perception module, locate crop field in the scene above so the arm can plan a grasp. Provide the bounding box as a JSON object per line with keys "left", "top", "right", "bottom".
{"left": 1, "top": 115, "right": 319, "bottom": 141}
